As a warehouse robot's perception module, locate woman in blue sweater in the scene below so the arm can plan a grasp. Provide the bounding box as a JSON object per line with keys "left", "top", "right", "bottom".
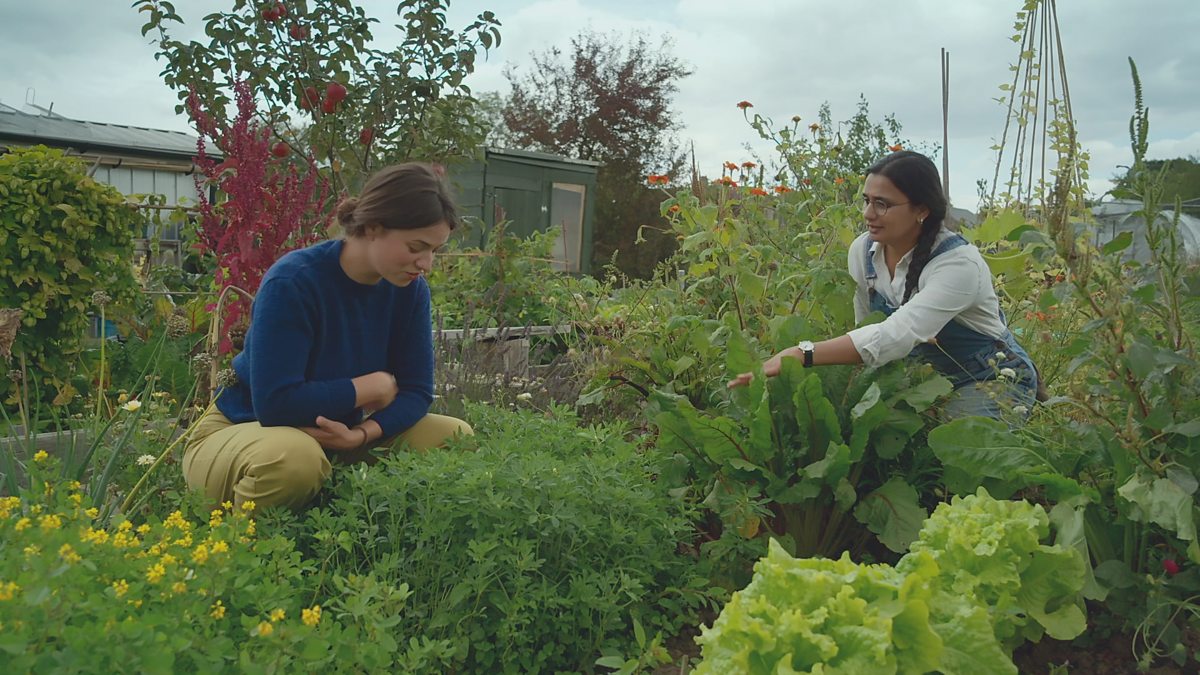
{"left": 184, "top": 163, "right": 472, "bottom": 510}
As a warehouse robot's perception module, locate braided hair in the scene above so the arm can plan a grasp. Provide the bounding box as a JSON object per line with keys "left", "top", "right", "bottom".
{"left": 866, "top": 151, "right": 948, "bottom": 304}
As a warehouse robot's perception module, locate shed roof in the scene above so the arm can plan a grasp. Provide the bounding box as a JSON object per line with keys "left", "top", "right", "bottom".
{"left": 0, "top": 102, "right": 206, "bottom": 161}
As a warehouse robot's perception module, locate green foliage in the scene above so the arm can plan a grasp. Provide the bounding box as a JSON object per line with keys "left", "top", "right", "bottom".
{"left": 137, "top": 0, "right": 501, "bottom": 189}
{"left": 0, "top": 146, "right": 139, "bottom": 404}
{"left": 651, "top": 351, "right": 950, "bottom": 570}
{"left": 428, "top": 222, "right": 583, "bottom": 329}
{"left": 0, "top": 472, "right": 454, "bottom": 672}
{"left": 695, "top": 489, "right": 1087, "bottom": 674}
{"left": 289, "top": 402, "right": 712, "bottom": 673}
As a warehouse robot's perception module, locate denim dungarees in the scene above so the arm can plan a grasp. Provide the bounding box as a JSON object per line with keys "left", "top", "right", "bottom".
{"left": 865, "top": 234, "right": 1038, "bottom": 412}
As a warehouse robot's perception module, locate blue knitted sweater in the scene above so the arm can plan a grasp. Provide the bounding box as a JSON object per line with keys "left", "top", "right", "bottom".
{"left": 215, "top": 239, "right": 434, "bottom": 438}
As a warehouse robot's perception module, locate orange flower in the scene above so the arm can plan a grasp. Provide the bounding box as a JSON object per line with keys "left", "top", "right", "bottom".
{"left": 802, "top": 178, "right": 813, "bottom": 186}
{"left": 668, "top": 204, "right": 681, "bottom": 213}
{"left": 889, "top": 144, "right": 904, "bottom": 152}
{"left": 741, "top": 161, "right": 756, "bottom": 169}
{"left": 773, "top": 186, "right": 792, "bottom": 194}
{"left": 716, "top": 176, "right": 738, "bottom": 187}
{"left": 834, "top": 177, "right": 845, "bottom": 185}
{"left": 723, "top": 161, "right": 739, "bottom": 172}
{"left": 737, "top": 100, "right": 753, "bottom": 110}
{"left": 749, "top": 187, "right": 768, "bottom": 196}
{"left": 646, "top": 174, "right": 670, "bottom": 185}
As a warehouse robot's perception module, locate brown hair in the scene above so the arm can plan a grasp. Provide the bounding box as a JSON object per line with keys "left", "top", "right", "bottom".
{"left": 336, "top": 163, "right": 460, "bottom": 237}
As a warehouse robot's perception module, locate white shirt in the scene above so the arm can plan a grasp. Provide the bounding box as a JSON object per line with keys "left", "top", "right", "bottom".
{"left": 846, "top": 229, "right": 1009, "bottom": 367}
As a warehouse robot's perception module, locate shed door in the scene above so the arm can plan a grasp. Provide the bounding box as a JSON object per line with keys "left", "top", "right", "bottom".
{"left": 550, "top": 183, "right": 586, "bottom": 272}
{"left": 492, "top": 187, "right": 544, "bottom": 239}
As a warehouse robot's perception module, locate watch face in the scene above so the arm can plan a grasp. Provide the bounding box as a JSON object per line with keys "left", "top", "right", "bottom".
{"left": 798, "top": 341, "right": 815, "bottom": 351}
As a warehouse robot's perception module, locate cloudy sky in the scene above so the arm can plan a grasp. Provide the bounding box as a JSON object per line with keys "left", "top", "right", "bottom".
{"left": 1, "top": 0, "right": 1197, "bottom": 209}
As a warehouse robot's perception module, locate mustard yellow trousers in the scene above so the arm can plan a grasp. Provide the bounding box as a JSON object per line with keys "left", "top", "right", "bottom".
{"left": 183, "top": 411, "right": 472, "bottom": 510}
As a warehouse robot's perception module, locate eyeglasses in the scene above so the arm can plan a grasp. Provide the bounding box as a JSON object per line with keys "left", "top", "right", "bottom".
{"left": 861, "top": 196, "right": 910, "bottom": 216}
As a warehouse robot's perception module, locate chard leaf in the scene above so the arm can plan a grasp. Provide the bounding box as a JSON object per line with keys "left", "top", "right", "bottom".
{"left": 928, "top": 418, "right": 1049, "bottom": 493}
{"left": 854, "top": 478, "right": 927, "bottom": 553}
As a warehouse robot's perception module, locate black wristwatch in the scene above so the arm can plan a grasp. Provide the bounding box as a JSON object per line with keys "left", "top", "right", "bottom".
{"left": 797, "top": 340, "right": 815, "bottom": 368}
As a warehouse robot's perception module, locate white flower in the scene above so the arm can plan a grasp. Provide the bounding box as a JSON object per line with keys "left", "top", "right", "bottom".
{"left": 136, "top": 454, "right": 156, "bottom": 467}
{"left": 121, "top": 399, "right": 142, "bottom": 412}
{"left": 995, "top": 351, "right": 1007, "bottom": 360}
{"left": 1012, "top": 405, "right": 1029, "bottom": 416}
{"left": 516, "top": 392, "right": 533, "bottom": 402}
{"left": 998, "top": 368, "right": 1017, "bottom": 380}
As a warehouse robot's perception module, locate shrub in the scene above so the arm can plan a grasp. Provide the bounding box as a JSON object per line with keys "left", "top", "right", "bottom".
{"left": 0, "top": 461, "right": 455, "bottom": 672}
{"left": 0, "top": 145, "right": 139, "bottom": 403}
{"left": 292, "top": 402, "right": 712, "bottom": 673}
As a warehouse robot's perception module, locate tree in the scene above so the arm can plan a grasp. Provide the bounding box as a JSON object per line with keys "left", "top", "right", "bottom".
{"left": 500, "top": 30, "right": 692, "bottom": 277}
{"left": 1111, "top": 156, "right": 1200, "bottom": 208}
{"left": 136, "top": 0, "right": 501, "bottom": 191}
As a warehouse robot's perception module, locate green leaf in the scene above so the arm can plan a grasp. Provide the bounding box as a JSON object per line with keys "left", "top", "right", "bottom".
{"left": 895, "top": 374, "right": 953, "bottom": 411}
{"left": 982, "top": 249, "right": 1030, "bottom": 278}
{"left": 1117, "top": 473, "right": 1198, "bottom": 542}
{"left": 1102, "top": 231, "right": 1133, "bottom": 255}
{"left": 1163, "top": 419, "right": 1200, "bottom": 437}
{"left": 928, "top": 418, "right": 1048, "bottom": 493}
{"left": 854, "top": 478, "right": 928, "bottom": 553}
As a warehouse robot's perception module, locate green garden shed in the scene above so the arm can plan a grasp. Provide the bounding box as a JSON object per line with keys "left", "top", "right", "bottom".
{"left": 449, "top": 147, "right": 600, "bottom": 274}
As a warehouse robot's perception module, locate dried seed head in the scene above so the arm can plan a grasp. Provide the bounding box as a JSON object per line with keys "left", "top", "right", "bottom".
{"left": 91, "top": 291, "right": 112, "bottom": 307}
{"left": 215, "top": 368, "right": 238, "bottom": 389}
{"left": 166, "top": 313, "right": 190, "bottom": 339}
{"left": 0, "top": 308, "right": 23, "bottom": 362}
{"left": 7, "top": 369, "right": 22, "bottom": 384}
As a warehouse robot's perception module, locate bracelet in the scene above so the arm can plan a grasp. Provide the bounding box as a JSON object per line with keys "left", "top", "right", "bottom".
{"left": 356, "top": 427, "right": 369, "bottom": 449}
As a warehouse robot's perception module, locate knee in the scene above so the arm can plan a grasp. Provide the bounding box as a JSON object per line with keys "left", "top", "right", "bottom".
{"left": 448, "top": 417, "right": 474, "bottom": 439}
{"left": 251, "top": 434, "right": 331, "bottom": 510}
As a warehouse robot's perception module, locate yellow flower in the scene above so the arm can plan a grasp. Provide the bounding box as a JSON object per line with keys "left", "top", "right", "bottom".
{"left": 33, "top": 450, "right": 49, "bottom": 463}
{"left": 244, "top": 519, "right": 256, "bottom": 537}
{"left": 209, "top": 540, "right": 229, "bottom": 555}
{"left": 269, "top": 608, "right": 286, "bottom": 623}
{"left": 68, "top": 481, "right": 82, "bottom": 491}
{"left": 255, "top": 621, "right": 274, "bottom": 637}
{"left": 117, "top": 392, "right": 129, "bottom": 404}
{"left": 210, "top": 600, "right": 226, "bottom": 620}
{"left": 301, "top": 605, "right": 322, "bottom": 627}
{"left": 191, "top": 544, "right": 210, "bottom": 565}
{"left": 146, "top": 563, "right": 166, "bottom": 583}
{"left": 221, "top": 501, "right": 233, "bottom": 511}
{"left": 59, "top": 543, "right": 81, "bottom": 564}
{"left": 121, "top": 399, "right": 142, "bottom": 412}
{"left": 84, "top": 507, "right": 100, "bottom": 519}
{"left": 171, "top": 581, "right": 187, "bottom": 595}
{"left": 117, "top": 520, "right": 134, "bottom": 533}
{"left": 112, "top": 579, "right": 129, "bottom": 597}
{"left": 136, "top": 524, "right": 151, "bottom": 535}
{"left": 159, "top": 553, "right": 177, "bottom": 567}
{"left": 38, "top": 514, "right": 63, "bottom": 531}
{"left": 0, "top": 496, "right": 19, "bottom": 519}
{"left": 240, "top": 500, "right": 256, "bottom": 512}
{"left": 0, "top": 581, "right": 20, "bottom": 601}
{"left": 22, "top": 545, "right": 40, "bottom": 557}
{"left": 14, "top": 517, "right": 31, "bottom": 532}
{"left": 209, "top": 510, "right": 224, "bottom": 527}
{"left": 69, "top": 493, "right": 83, "bottom": 506}
{"left": 82, "top": 527, "right": 110, "bottom": 545}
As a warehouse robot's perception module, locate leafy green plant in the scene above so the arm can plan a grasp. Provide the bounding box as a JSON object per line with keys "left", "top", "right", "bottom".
{"left": 652, "top": 330, "right": 951, "bottom": 574}
{"left": 289, "top": 402, "right": 715, "bottom": 673}
{"left": 0, "top": 146, "right": 140, "bottom": 405}
{"left": 694, "top": 489, "right": 1087, "bottom": 674}
{"left": 0, "top": 469, "right": 453, "bottom": 672}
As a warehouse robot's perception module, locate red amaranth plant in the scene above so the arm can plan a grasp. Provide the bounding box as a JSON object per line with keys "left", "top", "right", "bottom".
{"left": 189, "top": 81, "right": 332, "bottom": 353}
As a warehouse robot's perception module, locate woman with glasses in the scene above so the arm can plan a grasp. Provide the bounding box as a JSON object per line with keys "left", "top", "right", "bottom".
{"left": 728, "top": 150, "right": 1039, "bottom": 422}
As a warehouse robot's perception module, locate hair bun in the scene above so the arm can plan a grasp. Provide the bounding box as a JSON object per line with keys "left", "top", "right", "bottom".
{"left": 336, "top": 197, "right": 359, "bottom": 226}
